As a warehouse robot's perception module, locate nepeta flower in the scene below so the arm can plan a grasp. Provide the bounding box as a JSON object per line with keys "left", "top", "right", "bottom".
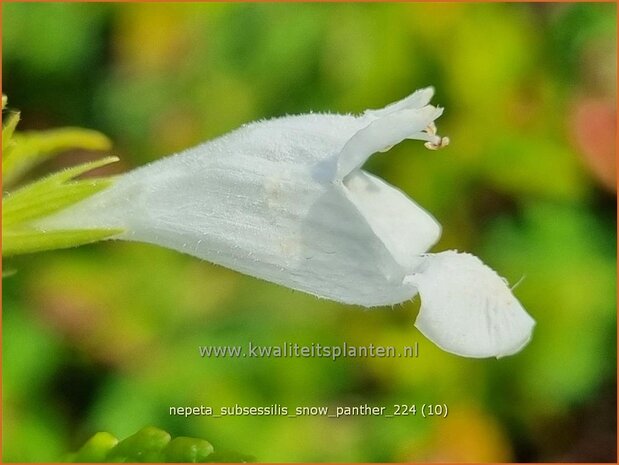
{"left": 38, "top": 88, "right": 534, "bottom": 358}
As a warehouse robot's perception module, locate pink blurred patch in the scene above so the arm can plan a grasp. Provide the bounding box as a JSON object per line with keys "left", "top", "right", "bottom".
{"left": 571, "top": 98, "right": 616, "bottom": 192}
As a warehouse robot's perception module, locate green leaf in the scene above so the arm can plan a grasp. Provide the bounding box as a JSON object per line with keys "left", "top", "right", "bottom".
{"left": 106, "top": 427, "right": 171, "bottom": 462}
{"left": 2, "top": 97, "right": 123, "bottom": 259}
{"left": 2, "top": 228, "right": 123, "bottom": 256}
{"left": 2, "top": 111, "right": 20, "bottom": 147}
{"left": 3, "top": 127, "right": 112, "bottom": 187}
{"left": 65, "top": 427, "right": 251, "bottom": 463}
{"left": 73, "top": 432, "right": 119, "bottom": 463}
{"left": 206, "top": 449, "right": 254, "bottom": 463}
{"left": 3, "top": 178, "right": 113, "bottom": 227}
{"left": 2, "top": 110, "right": 20, "bottom": 160}
{"left": 164, "top": 437, "right": 214, "bottom": 463}
{"left": 3, "top": 156, "right": 119, "bottom": 227}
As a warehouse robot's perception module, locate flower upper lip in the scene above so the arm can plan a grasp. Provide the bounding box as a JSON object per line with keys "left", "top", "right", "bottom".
{"left": 336, "top": 104, "right": 446, "bottom": 180}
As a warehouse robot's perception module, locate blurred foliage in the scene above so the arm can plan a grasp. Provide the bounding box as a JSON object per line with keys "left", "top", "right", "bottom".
{"left": 2, "top": 3, "right": 616, "bottom": 463}
{"left": 2, "top": 98, "right": 122, "bottom": 258}
{"left": 64, "top": 426, "right": 252, "bottom": 463}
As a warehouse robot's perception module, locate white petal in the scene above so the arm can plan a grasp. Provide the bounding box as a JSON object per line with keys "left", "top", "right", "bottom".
{"left": 407, "top": 251, "right": 535, "bottom": 358}
{"left": 342, "top": 170, "right": 440, "bottom": 272}
{"left": 336, "top": 105, "right": 443, "bottom": 179}
{"left": 365, "top": 87, "right": 435, "bottom": 117}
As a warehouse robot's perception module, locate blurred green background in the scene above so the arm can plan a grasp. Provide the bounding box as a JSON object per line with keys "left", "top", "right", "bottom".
{"left": 2, "top": 2, "right": 617, "bottom": 462}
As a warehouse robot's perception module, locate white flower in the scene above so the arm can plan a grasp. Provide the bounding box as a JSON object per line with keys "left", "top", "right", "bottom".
{"left": 37, "top": 88, "right": 534, "bottom": 358}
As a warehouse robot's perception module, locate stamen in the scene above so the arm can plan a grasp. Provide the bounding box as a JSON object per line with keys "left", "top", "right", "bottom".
{"left": 423, "top": 122, "right": 449, "bottom": 150}
{"left": 424, "top": 136, "right": 450, "bottom": 150}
